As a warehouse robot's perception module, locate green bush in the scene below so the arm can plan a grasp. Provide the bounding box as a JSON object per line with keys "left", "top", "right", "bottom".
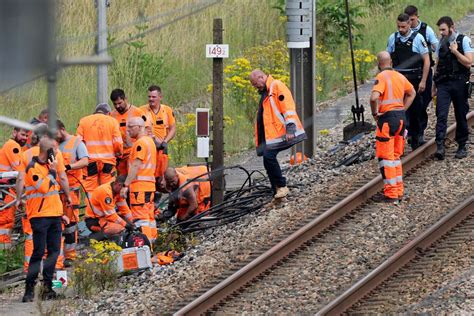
{"left": 0, "top": 243, "right": 24, "bottom": 274}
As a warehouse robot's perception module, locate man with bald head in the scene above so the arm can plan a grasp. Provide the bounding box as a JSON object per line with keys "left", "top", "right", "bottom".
{"left": 249, "top": 69, "right": 306, "bottom": 199}
{"left": 120, "top": 117, "right": 157, "bottom": 243}
{"left": 370, "top": 51, "right": 416, "bottom": 203}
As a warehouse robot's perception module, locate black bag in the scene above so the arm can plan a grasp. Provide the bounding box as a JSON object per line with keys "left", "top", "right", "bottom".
{"left": 118, "top": 229, "right": 151, "bottom": 249}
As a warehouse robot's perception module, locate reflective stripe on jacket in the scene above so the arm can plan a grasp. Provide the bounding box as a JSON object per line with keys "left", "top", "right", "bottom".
{"left": 24, "top": 159, "right": 63, "bottom": 219}
{"left": 254, "top": 75, "right": 307, "bottom": 151}
{"left": 129, "top": 136, "right": 156, "bottom": 192}
{"left": 76, "top": 113, "right": 123, "bottom": 164}
{"left": 372, "top": 69, "right": 414, "bottom": 113}
{"left": 176, "top": 166, "right": 211, "bottom": 218}
{"left": 85, "top": 183, "right": 131, "bottom": 226}
{"left": 59, "top": 136, "right": 82, "bottom": 188}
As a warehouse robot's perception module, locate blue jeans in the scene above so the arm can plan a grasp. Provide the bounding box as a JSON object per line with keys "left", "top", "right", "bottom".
{"left": 25, "top": 217, "right": 62, "bottom": 287}
{"left": 263, "top": 148, "right": 286, "bottom": 193}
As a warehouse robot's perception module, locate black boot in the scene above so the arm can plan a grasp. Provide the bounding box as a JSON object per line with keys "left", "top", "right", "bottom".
{"left": 22, "top": 283, "right": 35, "bottom": 303}
{"left": 411, "top": 138, "right": 420, "bottom": 150}
{"left": 41, "top": 284, "right": 59, "bottom": 300}
{"left": 455, "top": 145, "right": 467, "bottom": 159}
{"left": 418, "top": 134, "right": 426, "bottom": 146}
{"left": 435, "top": 144, "right": 445, "bottom": 160}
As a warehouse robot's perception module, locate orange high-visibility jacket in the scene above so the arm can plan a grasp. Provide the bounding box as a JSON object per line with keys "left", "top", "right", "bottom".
{"left": 254, "top": 75, "right": 307, "bottom": 150}
{"left": 24, "top": 159, "right": 63, "bottom": 219}
{"left": 58, "top": 136, "right": 84, "bottom": 188}
{"left": 0, "top": 139, "right": 23, "bottom": 172}
{"left": 110, "top": 106, "right": 147, "bottom": 153}
{"left": 372, "top": 69, "right": 414, "bottom": 113}
{"left": 140, "top": 104, "right": 175, "bottom": 141}
{"left": 20, "top": 146, "right": 66, "bottom": 175}
{"left": 175, "top": 166, "right": 211, "bottom": 217}
{"left": 85, "top": 182, "right": 132, "bottom": 226}
{"left": 76, "top": 113, "right": 123, "bottom": 164}
{"left": 129, "top": 135, "right": 156, "bottom": 192}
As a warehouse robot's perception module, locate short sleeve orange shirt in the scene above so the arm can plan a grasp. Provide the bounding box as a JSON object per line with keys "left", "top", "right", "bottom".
{"left": 140, "top": 104, "right": 175, "bottom": 140}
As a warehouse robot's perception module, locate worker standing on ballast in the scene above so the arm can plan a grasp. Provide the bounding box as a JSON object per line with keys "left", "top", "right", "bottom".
{"left": 370, "top": 51, "right": 416, "bottom": 203}
{"left": 249, "top": 69, "right": 306, "bottom": 199}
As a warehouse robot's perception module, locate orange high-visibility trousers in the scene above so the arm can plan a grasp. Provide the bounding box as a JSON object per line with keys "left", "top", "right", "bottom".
{"left": 62, "top": 190, "right": 80, "bottom": 260}
{"left": 130, "top": 191, "right": 157, "bottom": 243}
{"left": 155, "top": 150, "right": 169, "bottom": 178}
{"left": 85, "top": 217, "right": 126, "bottom": 236}
{"left": 375, "top": 110, "right": 406, "bottom": 199}
{"left": 375, "top": 111, "right": 405, "bottom": 199}
{"left": 82, "top": 161, "right": 116, "bottom": 195}
{"left": 0, "top": 190, "right": 16, "bottom": 249}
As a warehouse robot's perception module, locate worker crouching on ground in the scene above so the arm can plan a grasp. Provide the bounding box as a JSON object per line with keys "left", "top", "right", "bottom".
{"left": 22, "top": 136, "right": 71, "bottom": 302}
{"left": 370, "top": 51, "right": 416, "bottom": 203}
{"left": 163, "top": 166, "right": 211, "bottom": 222}
{"left": 85, "top": 175, "right": 135, "bottom": 241}
{"left": 249, "top": 69, "right": 306, "bottom": 199}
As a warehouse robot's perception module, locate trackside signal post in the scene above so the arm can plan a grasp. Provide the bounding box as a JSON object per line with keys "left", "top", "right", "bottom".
{"left": 286, "top": 0, "right": 315, "bottom": 158}
{"left": 207, "top": 18, "right": 227, "bottom": 206}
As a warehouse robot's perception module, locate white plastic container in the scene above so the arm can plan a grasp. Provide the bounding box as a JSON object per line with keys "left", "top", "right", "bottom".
{"left": 116, "top": 246, "right": 152, "bottom": 272}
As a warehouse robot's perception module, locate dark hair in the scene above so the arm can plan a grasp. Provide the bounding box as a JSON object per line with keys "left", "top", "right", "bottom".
{"left": 56, "top": 119, "right": 66, "bottom": 130}
{"left": 39, "top": 108, "right": 49, "bottom": 117}
{"left": 397, "top": 13, "right": 410, "bottom": 23}
{"left": 110, "top": 88, "right": 126, "bottom": 102}
{"left": 404, "top": 5, "right": 418, "bottom": 16}
{"left": 13, "top": 127, "right": 28, "bottom": 132}
{"left": 148, "top": 85, "right": 162, "bottom": 93}
{"left": 437, "top": 16, "right": 454, "bottom": 28}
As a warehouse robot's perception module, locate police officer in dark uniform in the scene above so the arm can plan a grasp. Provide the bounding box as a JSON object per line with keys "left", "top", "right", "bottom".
{"left": 387, "top": 13, "right": 430, "bottom": 150}
{"left": 432, "top": 16, "right": 473, "bottom": 160}
{"left": 404, "top": 5, "right": 439, "bottom": 144}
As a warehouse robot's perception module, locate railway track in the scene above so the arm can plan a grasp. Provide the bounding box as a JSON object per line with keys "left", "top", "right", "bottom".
{"left": 319, "top": 195, "right": 473, "bottom": 315}
{"left": 174, "top": 111, "right": 474, "bottom": 315}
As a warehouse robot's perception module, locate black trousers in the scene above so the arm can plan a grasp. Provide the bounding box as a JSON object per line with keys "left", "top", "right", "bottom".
{"left": 263, "top": 148, "right": 286, "bottom": 192}
{"left": 420, "top": 68, "right": 433, "bottom": 134}
{"left": 435, "top": 79, "right": 470, "bottom": 146}
{"left": 25, "top": 216, "right": 62, "bottom": 287}
{"left": 405, "top": 78, "right": 423, "bottom": 147}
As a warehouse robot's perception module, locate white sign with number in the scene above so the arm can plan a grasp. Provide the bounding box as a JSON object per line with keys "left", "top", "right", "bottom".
{"left": 206, "top": 44, "right": 229, "bottom": 58}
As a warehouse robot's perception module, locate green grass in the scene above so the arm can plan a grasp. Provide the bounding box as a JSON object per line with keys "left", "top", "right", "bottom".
{"left": 1, "top": 0, "right": 473, "bottom": 162}
{"left": 0, "top": 0, "right": 284, "bottom": 145}
{"left": 0, "top": 244, "right": 24, "bottom": 273}
{"left": 353, "top": 0, "right": 474, "bottom": 53}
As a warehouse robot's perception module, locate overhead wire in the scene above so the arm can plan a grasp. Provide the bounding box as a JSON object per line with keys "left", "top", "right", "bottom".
{"left": 57, "top": 0, "right": 219, "bottom": 45}
{"left": 0, "top": 0, "right": 223, "bottom": 95}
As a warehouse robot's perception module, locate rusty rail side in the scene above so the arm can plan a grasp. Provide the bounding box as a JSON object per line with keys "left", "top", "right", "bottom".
{"left": 317, "top": 194, "right": 474, "bottom": 315}
{"left": 175, "top": 112, "right": 473, "bottom": 315}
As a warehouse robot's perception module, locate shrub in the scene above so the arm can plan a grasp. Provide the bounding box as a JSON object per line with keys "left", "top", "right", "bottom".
{"left": 224, "top": 40, "right": 289, "bottom": 123}
{"left": 72, "top": 240, "right": 122, "bottom": 298}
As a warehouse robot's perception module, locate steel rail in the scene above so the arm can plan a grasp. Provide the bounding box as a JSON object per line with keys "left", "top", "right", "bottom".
{"left": 174, "top": 111, "right": 474, "bottom": 315}
{"left": 317, "top": 194, "right": 473, "bottom": 315}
